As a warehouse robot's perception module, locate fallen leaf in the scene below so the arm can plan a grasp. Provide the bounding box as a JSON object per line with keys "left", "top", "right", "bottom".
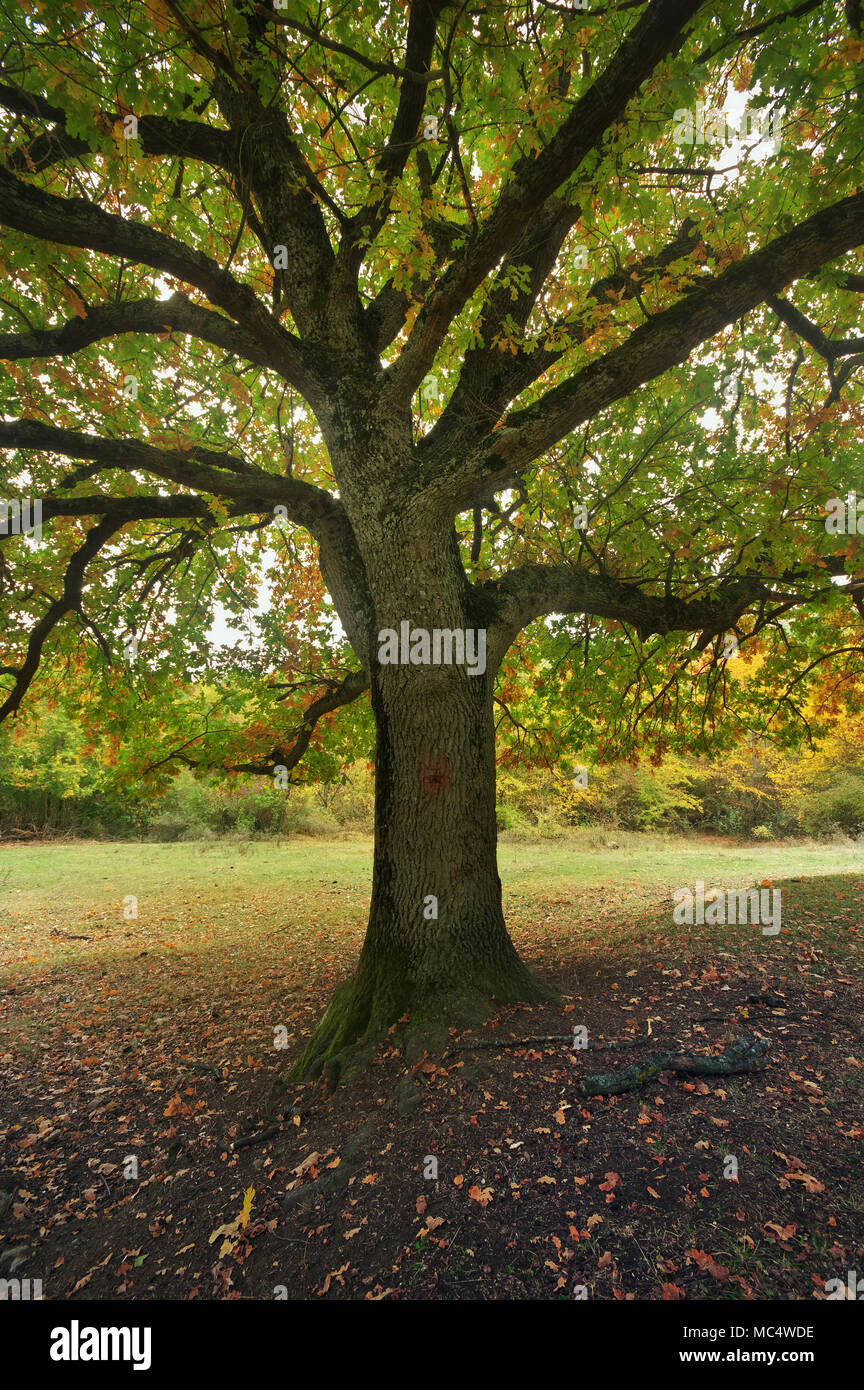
{"left": 689, "top": 1248, "right": 730, "bottom": 1280}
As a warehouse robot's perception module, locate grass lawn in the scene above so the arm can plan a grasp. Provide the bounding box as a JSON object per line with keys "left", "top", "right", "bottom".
{"left": 1, "top": 832, "right": 862, "bottom": 1301}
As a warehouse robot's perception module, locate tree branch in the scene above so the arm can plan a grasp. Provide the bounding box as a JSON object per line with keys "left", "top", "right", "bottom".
{"left": 485, "top": 563, "right": 776, "bottom": 667}
{"left": 438, "top": 190, "right": 864, "bottom": 507}
{"left": 0, "top": 418, "right": 336, "bottom": 532}
{"left": 0, "top": 168, "right": 312, "bottom": 391}
{"left": 227, "top": 668, "right": 370, "bottom": 776}
{"left": 263, "top": 10, "right": 443, "bottom": 85}
{"left": 338, "top": 0, "right": 450, "bottom": 268}
{"left": 766, "top": 293, "right": 864, "bottom": 361}
{"left": 0, "top": 291, "right": 315, "bottom": 390}
{"left": 0, "top": 80, "right": 238, "bottom": 175}
{"left": 385, "top": 0, "right": 705, "bottom": 402}
{"left": 0, "top": 515, "right": 122, "bottom": 721}
{"left": 205, "top": 76, "right": 340, "bottom": 343}
{"left": 426, "top": 215, "right": 702, "bottom": 460}
{"left": 694, "top": 0, "right": 824, "bottom": 65}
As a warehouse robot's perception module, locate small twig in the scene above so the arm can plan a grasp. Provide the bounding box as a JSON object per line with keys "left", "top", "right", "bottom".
{"left": 220, "top": 1108, "right": 301, "bottom": 1152}
{"left": 452, "top": 1024, "right": 654, "bottom": 1053}
{"left": 179, "top": 1061, "right": 222, "bottom": 1079}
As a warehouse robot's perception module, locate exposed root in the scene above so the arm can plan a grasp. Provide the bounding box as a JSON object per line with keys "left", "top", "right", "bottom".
{"left": 290, "top": 954, "right": 554, "bottom": 1085}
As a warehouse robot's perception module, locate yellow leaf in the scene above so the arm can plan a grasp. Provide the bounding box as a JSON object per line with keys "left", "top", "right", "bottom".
{"left": 209, "top": 1186, "right": 255, "bottom": 1249}
{"left": 239, "top": 1185, "right": 255, "bottom": 1227}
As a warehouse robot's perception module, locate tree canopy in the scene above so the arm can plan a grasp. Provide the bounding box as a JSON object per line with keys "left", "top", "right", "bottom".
{"left": 0, "top": 0, "right": 863, "bottom": 773}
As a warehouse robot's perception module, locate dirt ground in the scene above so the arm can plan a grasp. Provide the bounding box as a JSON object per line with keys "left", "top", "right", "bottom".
{"left": 1, "top": 864, "right": 862, "bottom": 1300}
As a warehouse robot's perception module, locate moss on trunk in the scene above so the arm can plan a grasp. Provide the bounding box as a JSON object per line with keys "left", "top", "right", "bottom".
{"left": 291, "top": 949, "right": 553, "bottom": 1085}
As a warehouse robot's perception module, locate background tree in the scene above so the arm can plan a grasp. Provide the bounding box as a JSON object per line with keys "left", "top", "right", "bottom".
{"left": 0, "top": 0, "right": 862, "bottom": 1078}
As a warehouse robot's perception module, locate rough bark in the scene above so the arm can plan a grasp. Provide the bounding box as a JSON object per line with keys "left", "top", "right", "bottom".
{"left": 292, "top": 492, "right": 551, "bottom": 1082}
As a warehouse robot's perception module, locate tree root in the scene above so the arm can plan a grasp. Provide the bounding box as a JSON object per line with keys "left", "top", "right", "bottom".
{"left": 578, "top": 1035, "right": 769, "bottom": 1098}
{"left": 291, "top": 957, "right": 555, "bottom": 1084}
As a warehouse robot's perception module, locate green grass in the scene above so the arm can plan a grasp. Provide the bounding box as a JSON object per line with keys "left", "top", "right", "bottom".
{"left": 3, "top": 829, "right": 861, "bottom": 903}
{"left": 0, "top": 832, "right": 861, "bottom": 1303}
{"left": 498, "top": 828, "right": 864, "bottom": 900}
{"left": 1, "top": 830, "right": 860, "bottom": 996}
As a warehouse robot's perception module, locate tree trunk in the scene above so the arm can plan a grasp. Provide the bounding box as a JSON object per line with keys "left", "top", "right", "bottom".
{"left": 292, "top": 510, "right": 551, "bottom": 1082}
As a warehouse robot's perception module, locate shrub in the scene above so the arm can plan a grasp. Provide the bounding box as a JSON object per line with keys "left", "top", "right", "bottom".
{"left": 798, "top": 775, "right": 864, "bottom": 837}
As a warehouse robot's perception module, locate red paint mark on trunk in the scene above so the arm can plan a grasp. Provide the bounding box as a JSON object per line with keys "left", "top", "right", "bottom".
{"left": 420, "top": 753, "right": 452, "bottom": 794}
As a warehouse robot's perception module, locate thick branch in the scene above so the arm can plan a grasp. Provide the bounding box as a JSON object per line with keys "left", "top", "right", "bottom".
{"left": 386, "top": 0, "right": 705, "bottom": 401}
{"left": 441, "top": 190, "right": 864, "bottom": 505}
{"left": 578, "top": 1036, "right": 769, "bottom": 1098}
{"left": 207, "top": 79, "right": 340, "bottom": 343}
{"left": 0, "top": 169, "right": 313, "bottom": 391}
{"left": 0, "top": 418, "right": 336, "bottom": 533}
{"left": 0, "top": 81, "right": 237, "bottom": 175}
{"left": 31, "top": 494, "right": 259, "bottom": 524}
{"left": 339, "top": 0, "right": 449, "bottom": 266}
{"left": 766, "top": 294, "right": 864, "bottom": 361}
{"left": 486, "top": 564, "right": 779, "bottom": 667}
{"left": 0, "top": 291, "right": 314, "bottom": 388}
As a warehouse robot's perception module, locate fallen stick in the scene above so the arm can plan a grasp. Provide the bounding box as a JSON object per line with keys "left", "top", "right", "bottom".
{"left": 220, "top": 1107, "right": 301, "bottom": 1152}
{"left": 180, "top": 1061, "right": 223, "bottom": 1079}
{"left": 578, "top": 1035, "right": 769, "bottom": 1098}
{"left": 453, "top": 1024, "right": 654, "bottom": 1053}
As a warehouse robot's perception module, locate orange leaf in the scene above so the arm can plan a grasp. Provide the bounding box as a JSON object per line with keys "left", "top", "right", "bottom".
{"left": 689, "top": 1248, "right": 730, "bottom": 1280}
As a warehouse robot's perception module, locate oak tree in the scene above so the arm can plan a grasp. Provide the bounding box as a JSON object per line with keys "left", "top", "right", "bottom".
{"left": 1, "top": 0, "right": 863, "bottom": 1077}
